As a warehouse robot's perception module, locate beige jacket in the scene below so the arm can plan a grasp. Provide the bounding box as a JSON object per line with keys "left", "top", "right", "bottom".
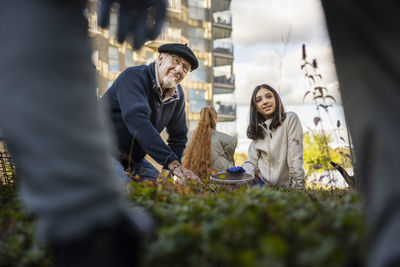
{"left": 187, "top": 129, "right": 237, "bottom": 172}
{"left": 242, "top": 112, "right": 305, "bottom": 188}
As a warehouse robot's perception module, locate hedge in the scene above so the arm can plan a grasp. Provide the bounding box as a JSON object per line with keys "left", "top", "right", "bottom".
{"left": 0, "top": 180, "right": 366, "bottom": 267}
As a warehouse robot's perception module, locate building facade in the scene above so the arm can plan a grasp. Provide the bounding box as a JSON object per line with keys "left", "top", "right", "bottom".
{"left": 86, "top": 0, "right": 236, "bottom": 135}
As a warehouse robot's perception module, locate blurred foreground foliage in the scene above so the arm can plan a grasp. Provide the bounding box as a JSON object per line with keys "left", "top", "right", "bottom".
{"left": 0, "top": 186, "right": 52, "bottom": 267}
{"left": 0, "top": 180, "right": 365, "bottom": 267}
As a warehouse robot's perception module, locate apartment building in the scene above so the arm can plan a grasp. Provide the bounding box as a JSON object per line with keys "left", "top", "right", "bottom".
{"left": 86, "top": 0, "right": 236, "bottom": 135}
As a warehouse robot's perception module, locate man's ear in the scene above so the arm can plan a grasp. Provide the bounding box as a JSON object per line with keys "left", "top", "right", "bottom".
{"left": 157, "top": 53, "right": 164, "bottom": 64}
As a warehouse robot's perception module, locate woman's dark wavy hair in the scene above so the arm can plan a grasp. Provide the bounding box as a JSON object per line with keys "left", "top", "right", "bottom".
{"left": 247, "top": 84, "right": 286, "bottom": 140}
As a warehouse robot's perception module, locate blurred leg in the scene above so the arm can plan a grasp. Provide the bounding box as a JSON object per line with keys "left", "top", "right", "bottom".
{"left": 112, "top": 157, "right": 129, "bottom": 185}
{"left": 322, "top": 1, "right": 400, "bottom": 266}
{"left": 0, "top": 0, "right": 126, "bottom": 244}
{"left": 135, "top": 159, "right": 160, "bottom": 180}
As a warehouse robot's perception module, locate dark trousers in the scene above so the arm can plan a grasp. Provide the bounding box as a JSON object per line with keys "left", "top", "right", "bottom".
{"left": 322, "top": 1, "right": 400, "bottom": 266}
{"left": 0, "top": 0, "right": 125, "bottom": 243}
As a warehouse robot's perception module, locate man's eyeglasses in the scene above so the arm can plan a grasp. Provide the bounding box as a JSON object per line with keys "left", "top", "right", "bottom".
{"left": 168, "top": 53, "right": 191, "bottom": 73}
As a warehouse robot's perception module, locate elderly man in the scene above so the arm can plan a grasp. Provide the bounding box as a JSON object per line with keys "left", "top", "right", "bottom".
{"left": 102, "top": 43, "right": 201, "bottom": 182}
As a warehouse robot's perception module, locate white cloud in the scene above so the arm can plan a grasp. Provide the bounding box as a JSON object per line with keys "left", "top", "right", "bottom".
{"left": 234, "top": 43, "right": 341, "bottom": 106}
{"left": 231, "top": 0, "right": 328, "bottom": 46}
{"left": 230, "top": 0, "right": 340, "bottom": 106}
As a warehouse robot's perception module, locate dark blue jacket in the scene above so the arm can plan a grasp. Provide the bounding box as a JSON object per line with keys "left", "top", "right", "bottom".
{"left": 101, "top": 61, "right": 188, "bottom": 169}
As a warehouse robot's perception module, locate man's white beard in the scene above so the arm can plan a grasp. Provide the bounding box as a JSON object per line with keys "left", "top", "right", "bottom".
{"left": 162, "top": 75, "right": 178, "bottom": 89}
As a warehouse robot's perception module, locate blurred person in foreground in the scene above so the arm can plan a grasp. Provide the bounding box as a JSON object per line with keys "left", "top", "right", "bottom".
{"left": 321, "top": 1, "right": 400, "bottom": 266}
{"left": 242, "top": 84, "right": 305, "bottom": 188}
{"left": 182, "top": 106, "right": 237, "bottom": 180}
{"left": 101, "top": 43, "right": 202, "bottom": 184}
{"left": 0, "top": 0, "right": 167, "bottom": 266}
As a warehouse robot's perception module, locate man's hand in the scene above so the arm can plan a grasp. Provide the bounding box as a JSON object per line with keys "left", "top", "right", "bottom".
{"left": 168, "top": 160, "right": 204, "bottom": 184}
{"left": 98, "top": 0, "right": 167, "bottom": 49}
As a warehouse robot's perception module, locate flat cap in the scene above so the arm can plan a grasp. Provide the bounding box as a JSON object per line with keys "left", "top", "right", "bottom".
{"left": 158, "top": 43, "right": 199, "bottom": 71}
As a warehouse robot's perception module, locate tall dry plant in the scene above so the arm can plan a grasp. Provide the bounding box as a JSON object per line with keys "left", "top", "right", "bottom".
{"left": 277, "top": 24, "right": 292, "bottom": 93}
{"left": 301, "top": 44, "right": 356, "bottom": 188}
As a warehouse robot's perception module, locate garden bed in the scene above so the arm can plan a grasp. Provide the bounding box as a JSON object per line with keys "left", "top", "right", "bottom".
{"left": 0, "top": 180, "right": 366, "bottom": 266}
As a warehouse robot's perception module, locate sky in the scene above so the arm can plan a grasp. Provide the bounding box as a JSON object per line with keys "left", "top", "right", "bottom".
{"left": 225, "top": 0, "right": 348, "bottom": 153}
{"left": 231, "top": 0, "right": 340, "bottom": 106}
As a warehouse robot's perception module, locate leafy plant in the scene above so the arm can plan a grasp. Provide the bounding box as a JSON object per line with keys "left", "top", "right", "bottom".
{"left": 304, "top": 133, "right": 337, "bottom": 172}
{"left": 0, "top": 187, "right": 52, "bottom": 267}
{"left": 301, "top": 44, "right": 356, "bottom": 188}
{"left": 0, "top": 180, "right": 366, "bottom": 267}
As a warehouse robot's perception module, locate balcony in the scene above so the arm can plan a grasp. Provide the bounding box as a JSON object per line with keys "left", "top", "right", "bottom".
{"left": 213, "top": 10, "right": 232, "bottom": 26}
{"left": 213, "top": 38, "right": 233, "bottom": 56}
{"left": 213, "top": 15, "right": 231, "bottom": 26}
{"left": 214, "top": 75, "right": 234, "bottom": 86}
{"left": 214, "top": 47, "right": 233, "bottom": 55}
{"left": 214, "top": 87, "right": 234, "bottom": 95}
{"left": 211, "top": 0, "right": 231, "bottom": 12}
{"left": 214, "top": 101, "right": 236, "bottom": 121}
{"left": 212, "top": 25, "right": 232, "bottom": 40}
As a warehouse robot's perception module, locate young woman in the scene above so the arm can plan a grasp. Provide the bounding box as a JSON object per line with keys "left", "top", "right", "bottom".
{"left": 183, "top": 106, "right": 237, "bottom": 179}
{"left": 242, "top": 84, "right": 305, "bottom": 188}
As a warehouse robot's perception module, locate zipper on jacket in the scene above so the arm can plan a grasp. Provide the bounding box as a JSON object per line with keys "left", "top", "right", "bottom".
{"left": 259, "top": 121, "right": 272, "bottom": 180}
{"left": 260, "top": 122, "right": 272, "bottom": 139}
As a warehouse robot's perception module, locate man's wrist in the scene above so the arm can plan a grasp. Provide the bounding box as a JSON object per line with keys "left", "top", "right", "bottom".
{"left": 168, "top": 160, "right": 180, "bottom": 174}
{"left": 170, "top": 163, "right": 181, "bottom": 174}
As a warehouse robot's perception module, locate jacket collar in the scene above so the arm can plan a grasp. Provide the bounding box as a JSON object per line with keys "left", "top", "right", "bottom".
{"left": 259, "top": 119, "right": 273, "bottom": 137}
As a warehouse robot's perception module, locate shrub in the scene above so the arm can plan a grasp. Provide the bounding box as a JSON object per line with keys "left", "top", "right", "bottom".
{"left": 0, "top": 180, "right": 366, "bottom": 267}
{"left": 0, "top": 187, "right": 52, "bottom": 267}
{"left": 129, "top": 180, "right": 365, "bottom": 267}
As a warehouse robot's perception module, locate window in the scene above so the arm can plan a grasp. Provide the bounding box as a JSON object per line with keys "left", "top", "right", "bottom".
{"left": 85, "top": 9, "right": 98, "bottom": 32}
{"left": 108, "top": 47, "right": 119, "bottom": 72}
{"left": 188, "top": 0, "right": 207, "bottom": 20}
{"left": 190, "top": 59, "right": 207, "bottom": 82}
{"left": 189, "top": 0, "right": 206, "bottom": 7}
{"left": 189, "top": 120, "right": 198, "bottom": 131}
{"left": 189, "top": 27, "right": 207, "bottom": 51}
{"left": 189, "top": 89, "right": 207, "bottom": 113}
{"left": 213, "top": 93, "right": 236, "bottom": 116}
{"left": 214, "top": 87, "right": 234, "bottom": 95}
{"left": 125, "top": 49, "right": 134, "bottom": 67}
{"left": 109, "top": 13, "right": 117, "bottom": 38}
{"left": 91, "top": 50, "right": 99, "bottom": 68}
{"left": 213, "top": 38, "right": 233, "bottom": 55}
{"left": 213, "top": 65, "right": 234, "bottom": 85}
{"left": 189, "top": 6, "right": 206, "bottom": 20}
{"left": 213, "top": 10, "right": 232, "bottom": 25}
{"left": 168, "top": 0, "right": 181, "bottom": 11}
{"left": 158, "top": 22, "right": 181, "bottom": 42}
{"left": 146, "top": 52, "right": 155, "bottom": 64}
